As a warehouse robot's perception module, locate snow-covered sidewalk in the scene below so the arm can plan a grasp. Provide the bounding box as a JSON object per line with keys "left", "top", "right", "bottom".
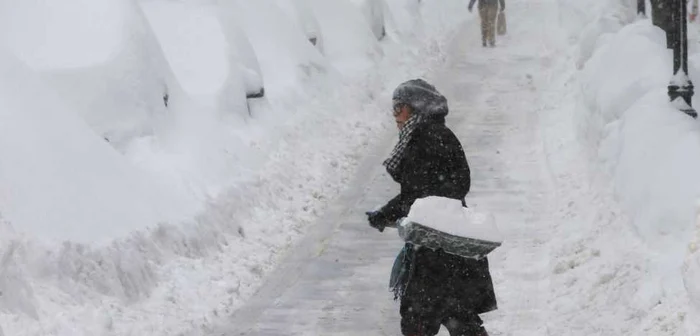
{"left": 6, "top": 0, "right": 700, "bottom": 335}
{"left": 215, "top": 0, "right": 566, "bottom": 334}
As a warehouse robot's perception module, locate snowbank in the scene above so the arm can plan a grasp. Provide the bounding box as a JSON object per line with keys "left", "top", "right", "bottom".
{"left": 578, "top": 22, "right": 670, "bottom": 159}
{"left": 349, "top": 0, "right": 387, "bottom": 41}
{"left": 225, "top": 0, "right": 328, "bottom": 99}
{"left": 274, "top": 0, "right": 325, "bottom": 54}
{"left": 0, "top": 0, "right": 175, "bottom": 150}
{"left": 140, "top": 0, "right": 249, "bottom": 113}
{"left": 574, "top": 6, "right": 700, "bottom": 332}
{"left": 0, "top": 50, "right": 195, "bottom": 244}
{"left": 0, "top": 0, "right": 470, "bottom": 334}
{"left": 383, "top": 0, "right": 423, "bottom": 40}
{"left": 308, "top": 0, "right": 383, "bottom": 74}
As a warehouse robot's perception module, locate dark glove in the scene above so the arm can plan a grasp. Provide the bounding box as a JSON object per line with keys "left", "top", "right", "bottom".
{"left": 366, "top": 211, "right": 388, "bottom": 232}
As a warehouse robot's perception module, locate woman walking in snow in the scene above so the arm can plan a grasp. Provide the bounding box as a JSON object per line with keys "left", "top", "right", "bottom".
{"left": 366, "top": 79, "right": 496, "bottom": 336}
{"left": 468, "top": 0, "right": 506, "bottom": 47}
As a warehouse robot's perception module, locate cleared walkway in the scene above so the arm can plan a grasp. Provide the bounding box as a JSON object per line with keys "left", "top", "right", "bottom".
{"left": 219, "top": 0, "right": 561, "bottom": 334}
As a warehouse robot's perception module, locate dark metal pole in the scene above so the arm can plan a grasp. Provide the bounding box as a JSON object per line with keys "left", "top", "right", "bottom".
{"left": 668, "top": 0, "right": 697, "bottom": 118}
{"left": 638, "top": 0, "right": 646, "bottom": 16}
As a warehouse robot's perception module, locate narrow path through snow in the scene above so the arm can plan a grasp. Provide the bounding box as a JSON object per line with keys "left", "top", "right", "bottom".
{"left": 218, "top": 0, "right": 562, "bottom": 334}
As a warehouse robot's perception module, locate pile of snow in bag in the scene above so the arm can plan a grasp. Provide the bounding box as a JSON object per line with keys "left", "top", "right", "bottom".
{"left": 400, "top": 196, "right": 503, "bottom": 259}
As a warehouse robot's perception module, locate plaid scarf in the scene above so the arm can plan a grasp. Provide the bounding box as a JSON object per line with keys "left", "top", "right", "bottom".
{"left": 383, "top": 114, "right": 423, "bottom": 174}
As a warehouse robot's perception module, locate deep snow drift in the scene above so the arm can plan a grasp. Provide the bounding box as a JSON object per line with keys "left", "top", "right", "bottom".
{"left": 0, "top": 50, "right": 196, "bottom": 244}
{"left": 0, "top": 0, "right": 470, "bottom": 334}
{"left": 549, "top": 0, "right": 700, "bottom": 334}
{"left": 5, "top": 0, "right": 700, "bottom": 334}
{"left": 0, "top": 0, "right": 175, "bottom": 150}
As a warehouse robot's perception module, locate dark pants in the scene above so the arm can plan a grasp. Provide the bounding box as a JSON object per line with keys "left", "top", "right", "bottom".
{"left": 400, "top": 296, "right": 488, "bottom": 336}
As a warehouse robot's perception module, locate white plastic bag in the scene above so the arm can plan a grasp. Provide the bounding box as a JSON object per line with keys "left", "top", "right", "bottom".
{"left": 398, "top": 196, "right": 503, "bottom": 259}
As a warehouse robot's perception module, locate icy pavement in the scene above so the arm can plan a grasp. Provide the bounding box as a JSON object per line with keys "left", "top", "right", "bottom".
{"left": 218, "top": 0, "right": 562, "bottom": 335}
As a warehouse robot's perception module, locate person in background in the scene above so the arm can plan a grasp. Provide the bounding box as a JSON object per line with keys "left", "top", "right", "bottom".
{"left": 468, "top": 0, "right": 506, "bottom": 47}
{"left": 366, "top": 79, "right": 496, "bottom": 336}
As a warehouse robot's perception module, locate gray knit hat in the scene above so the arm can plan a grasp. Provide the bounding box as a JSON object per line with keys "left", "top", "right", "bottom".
{"left": 392, "top": 79, "right": 448, "bottom": 118}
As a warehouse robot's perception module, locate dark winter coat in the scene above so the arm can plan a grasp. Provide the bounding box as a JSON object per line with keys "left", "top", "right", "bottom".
{"left": 378, "top": 115, "right": 498, "bottom": 315}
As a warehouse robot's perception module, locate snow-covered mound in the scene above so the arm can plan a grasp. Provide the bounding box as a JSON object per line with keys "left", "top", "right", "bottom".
{"left": 307, "top": 0, "right": 383, "bottom": 74}
{"left": 568, "top": 1, "right": 700, "bottom": 332}
{"left": 0, "top": 50, "right": 195, "bottom": 244}
{"left": 383, "top": 0, "right": 423, "bottom": 40}
{"left": 0, "top": 0, "right": 175, "bottom": 150}
{"left": 140, "top": 0, "right": 252, "bottom": 116}
{"left": 225, "top": 0, "right": 328, "bottom": 98}
{"left": 275, "top": 0, "right": 325, "bottom": 54}
{"left": 0, "top": 0, "right": 471, "bottom": 334}
{"left": 349, "top": 0, "right": 387, "bottom": 41}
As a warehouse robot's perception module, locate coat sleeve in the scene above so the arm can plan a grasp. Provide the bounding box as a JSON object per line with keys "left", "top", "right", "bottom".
{"left": 378, "top": 191, "right": 414, "bottom": 223}
{"left": 448, "top": 140, "right": 471, "bottom": 197}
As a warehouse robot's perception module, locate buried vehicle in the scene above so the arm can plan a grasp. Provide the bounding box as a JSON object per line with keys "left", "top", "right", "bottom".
{"left": 349, "top": 0, "right": 387, "bottom": 41}
{"left": 0, "top": 0, "right": 175, "bottom": 149}
{"left": 140, "top": 0, "right": 265, "bottom": 115}
{"left": 275, "top": 0, "right": 325, "bottom": 54}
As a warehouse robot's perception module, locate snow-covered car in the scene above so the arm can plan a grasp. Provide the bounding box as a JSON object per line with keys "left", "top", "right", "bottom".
{"left": 0, "top": 0, "right": 174, "bottom": 150}
{"left": 305, "top": 0, "right": 382, "bottom": 73}
{"left": 275, "top": 0, "right": 325, "bottom": 54}
{"left": 225, "top": 0, "right": 328, "bottom": 97}
{"left": 140, "top": 0, "right": 264, "bottom": 116}
{"left": 348, "top": 0, "right": 387, "bottom": 41}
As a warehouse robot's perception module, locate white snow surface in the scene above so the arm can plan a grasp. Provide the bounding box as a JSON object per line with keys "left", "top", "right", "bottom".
{"left": 5, "top": 0, "right": 700, "bottom": 334}
{"left": 0, "top": 0, "right": 175, "bottom": 150}
{"left": 404, "top": 196, "right": 503, "bottom": 243}
{"left": 0, "top": 0, "right": 469, "bottom": 335}
{"left": 0, "top": 50, "right": 195, "bottom": 244}
{"left": 225, "top": 0, "right": 329, "bottom": 99}
{"left": 274, "top": 0, "right": 325, "bottom": 54}
{"left": 140, "top": 1, "right": 231, "bottom": 96}
{"left": 555, "top": 0, "right": 700, "bottom": 334}
{"left": 307, "top": 0, "right": 382, "bottom": 74}
{"left": 348, "top": 0, "right": 387, "bottom": 41}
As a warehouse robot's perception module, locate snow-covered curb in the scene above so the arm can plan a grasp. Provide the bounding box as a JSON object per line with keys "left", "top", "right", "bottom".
{"left": 0, "top": 2, "right": 469, "bottom": 335}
